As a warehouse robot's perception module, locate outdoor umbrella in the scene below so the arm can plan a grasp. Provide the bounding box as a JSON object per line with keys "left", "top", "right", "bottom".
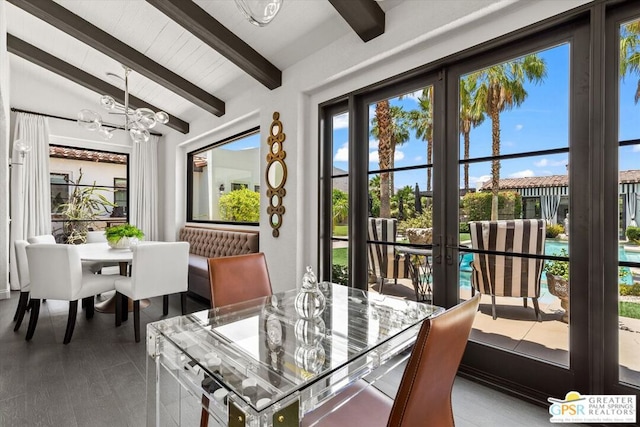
{"left": 414, "top": 183, "right": 423, "bottom": 214}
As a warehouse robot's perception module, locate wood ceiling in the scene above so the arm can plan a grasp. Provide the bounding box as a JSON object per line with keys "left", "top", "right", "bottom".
{"left": 6, "top": 0, "right": 388, "bottom": 136}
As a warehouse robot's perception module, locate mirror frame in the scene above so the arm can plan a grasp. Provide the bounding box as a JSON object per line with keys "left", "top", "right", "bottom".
{"left": 266, "top": 112, "right": 287, "bottom": 237}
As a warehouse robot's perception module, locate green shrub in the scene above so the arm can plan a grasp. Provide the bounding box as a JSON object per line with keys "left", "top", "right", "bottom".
{"left": 619, "top": 283, "right": 640, "bottom": 297}
{"left": 462, "top": 191, "right": 522, "bottom": 220}
{"left": 219, "top": 188, "right": 260, "bottom": 222}
{"left": 459, "top": 222, "right": 470, "bottom": 233}
{"left": 546, "top": 224, "right": 564, "bottom": 238}
{"left": 398, "top": 210, "right": 433, "bottom": 233}
{"left": 331, "top": 264, "right": 349, "bottom": 286}
{"left": 626, "top": 226, "right": 640, "bottom": 244}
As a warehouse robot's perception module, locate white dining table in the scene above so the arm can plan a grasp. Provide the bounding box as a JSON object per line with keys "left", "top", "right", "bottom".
{"left": 76, "top": 242, "right": 149, "bottom": 313}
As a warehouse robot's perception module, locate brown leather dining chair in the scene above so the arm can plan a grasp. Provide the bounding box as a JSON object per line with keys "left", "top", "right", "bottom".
{"left": 201, "top": 252, "right": 273, "bottom": 427}
{"left": 302, "top": 293, "right": 481, "bottom": 427}
{"left": 207, "top": 252, "right": 272, "bottom": 308}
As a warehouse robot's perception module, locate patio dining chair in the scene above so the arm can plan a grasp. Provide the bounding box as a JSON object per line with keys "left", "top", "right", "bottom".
{"left": 367, "top": 217, "right": 412, "bottom": 295}
{"left": 469, "top": 219, "right": 546, "bottom": 321}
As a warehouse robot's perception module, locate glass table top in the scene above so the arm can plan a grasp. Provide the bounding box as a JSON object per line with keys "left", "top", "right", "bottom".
{"left": 148, "top": 282, "right": 443, "bottom": 415}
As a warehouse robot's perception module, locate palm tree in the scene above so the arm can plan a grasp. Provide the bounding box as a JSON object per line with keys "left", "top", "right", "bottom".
{"left": 374, "top": 100, "right": 392, "bottom": 217}
{"left": 372, "top": 102, "right": 410, "bottom": 217}
{"left": 459, "top": 76, "right": 485, "bottom": 192}
{"left": 473, "top": 54, "right": 547, "bottom": 220}
{"left": 620, "top": 20, "right": 640, "bottom": 104}
{"left": 406, "top": 87, "right": 434, "bottom": 192}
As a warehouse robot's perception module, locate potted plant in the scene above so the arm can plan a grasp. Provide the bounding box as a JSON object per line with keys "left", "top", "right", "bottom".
{"left": 544, "top": 248, "right": 569, "bottom": 323}
{"left": 57, "top": 168, "right": 116, "bottom": 244}
{"left": 105, "top": 223, "right": 144, "bottom": 249}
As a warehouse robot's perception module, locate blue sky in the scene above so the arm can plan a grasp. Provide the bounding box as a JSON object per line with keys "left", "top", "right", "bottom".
{"left": 332, "top": 42, "right": 640, "bottom": 192}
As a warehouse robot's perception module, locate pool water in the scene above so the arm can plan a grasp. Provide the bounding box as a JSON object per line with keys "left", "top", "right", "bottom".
{"left": 459, "top": 240, "right": 640, "bottom": 293}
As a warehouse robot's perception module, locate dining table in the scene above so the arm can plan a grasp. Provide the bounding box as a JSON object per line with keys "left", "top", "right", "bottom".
{"left": 146, "top": 282, "right": 444, "bottom": 427}
{"left": 76, "top": 242, "right": 149, "bottom": 313}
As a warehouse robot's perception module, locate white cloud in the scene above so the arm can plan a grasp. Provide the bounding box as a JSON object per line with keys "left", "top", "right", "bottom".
{"left": 509, "top": 169, "right": 535, "bottom": 178}
{"left": 414, "top": 155, "right": 423, "bottom": 162}
{"left": 515, "top": 124, "right": 523, "bottom": 131}
{"left": 369, "top": 139, "right": 378, "bottom": 149}
{"left": 633, "top": 145, "right": 640, "bottom": 152}
{"left": 470, "top": 175, "right": 491, "bottom": 189}
{"left": 333, "top": 113, "right": 349, "bottom": 129}
{"left": 333, "top": 142, "right": 349, "bottom": 162}
{"left": 369, "top": 149, "right": 405, "bottom": 164}
{"left": 534, "top": 158, "right": 568, "bottom": 167}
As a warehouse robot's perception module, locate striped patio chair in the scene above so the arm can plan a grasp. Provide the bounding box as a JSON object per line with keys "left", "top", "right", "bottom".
{"left": 469, "top": 219, "right": 546, "bottom": 320}
{"left": 367, "top": 218, "right": 411, "bottom": 295}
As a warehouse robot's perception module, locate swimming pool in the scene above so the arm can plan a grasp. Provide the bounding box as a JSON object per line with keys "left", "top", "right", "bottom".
{"left": 458, "top": 239, "right": 640, "bottom": 292}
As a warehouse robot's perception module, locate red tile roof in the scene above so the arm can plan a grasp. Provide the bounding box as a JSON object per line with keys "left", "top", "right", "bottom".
{"left": 49, "top": 146, "right": 126, "bottom": 164}
{"left": 479, "top": 170, "right": 640, "bottom": 190}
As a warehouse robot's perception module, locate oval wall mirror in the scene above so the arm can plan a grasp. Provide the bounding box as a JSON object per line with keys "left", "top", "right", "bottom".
{"left": 266, "top": 112, "right": 287, "bottom": 237}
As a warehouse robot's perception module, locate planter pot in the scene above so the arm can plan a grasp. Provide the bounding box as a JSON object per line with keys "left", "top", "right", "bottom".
{"left": 546, "top": 272, "right": 569, "bottom": 323}
{"left": 108, "top": 236, "right": 139, "bottom": 249}
{"left": 406, "top": 228, "right": 433, "bottom": 245}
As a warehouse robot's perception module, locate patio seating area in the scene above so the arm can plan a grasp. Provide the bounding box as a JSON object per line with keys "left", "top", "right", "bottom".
{"left": 370, "top": 277, "right": 640, "bottom": 385}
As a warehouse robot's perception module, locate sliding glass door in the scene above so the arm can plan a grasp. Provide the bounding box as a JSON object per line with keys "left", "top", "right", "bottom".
{"left": 320, "top": 1, "right": 640, "bottom": 401}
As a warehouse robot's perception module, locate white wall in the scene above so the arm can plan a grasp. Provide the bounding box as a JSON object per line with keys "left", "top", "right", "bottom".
{"left": 163, "top": 0, "right": 592, "bottom": 293}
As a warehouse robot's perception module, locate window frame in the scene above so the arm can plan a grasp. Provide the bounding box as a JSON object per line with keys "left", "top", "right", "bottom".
{"left": 186, "top": 127, "right": 261, "bottom": 226}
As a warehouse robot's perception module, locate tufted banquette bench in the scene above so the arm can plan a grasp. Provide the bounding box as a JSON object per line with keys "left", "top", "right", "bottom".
{"left": 179, "top": 226, "right": 259, "bottom": 301}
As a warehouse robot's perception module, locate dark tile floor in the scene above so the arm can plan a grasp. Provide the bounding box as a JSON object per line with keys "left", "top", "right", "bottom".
{"left": 0, "top": 290, "right": 574, "bottom": 426}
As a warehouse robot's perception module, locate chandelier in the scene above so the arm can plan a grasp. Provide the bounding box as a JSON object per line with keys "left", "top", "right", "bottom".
{"left": 234, "top": 0, "right": 283, "bottom": 27}
{"left": 77, "top": 66, "right": 169, "bottom": 143}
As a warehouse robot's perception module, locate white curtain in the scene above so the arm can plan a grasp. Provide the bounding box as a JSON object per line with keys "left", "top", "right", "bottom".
{"left": 541, "top": 194, "right": 561, "bottom": 225}
{"left": 130, "top": 134, "right": 159, "bottom": 241}
{"left": 626, "top": 192, "right": 638, "bottom": 228}
{"left": 1, "top": 0, "right": 10, "bottom": 298}
{"left": 10, "top": 113, "right": 51, "bottom": 289}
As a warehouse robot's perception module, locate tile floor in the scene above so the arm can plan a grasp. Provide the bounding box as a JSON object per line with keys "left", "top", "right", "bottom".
{"left": 0, "top": 289, "right": 577, "bottom": 426}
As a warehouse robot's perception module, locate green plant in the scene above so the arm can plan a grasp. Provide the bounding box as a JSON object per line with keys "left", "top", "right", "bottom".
{"left": 398, "top": 210, "right": 433, "bottom": 233}
{"left": 462, "top": 191, "right": 522, "bottom": 221}
{"left": 619, "top": 301, "right": 640, "bottom": 320}
{"left": 619, "top": 283, "right": 640, "bottom": 297}
{"left": 544, "top": 248, "right": 569, "bottom": 280}
{"left": 546, "top": 224, "right": 564, "bottom": 238}
{"left": 58, "top": 168, "right": 115, "bottom": 244}
{"left": 105, "top": 223, "right": 144, "bottom": 243}
{"left": 459, "top": 222, "right": 470, "bottom": 233}
{"left": 626, "top": 226, "right": 640, "bottom": 244}
{"left": 331, "top": 263, "right": 349, "bottom": 286}
{"left": 219, "top": 188, "right": 260, "bottom": 222}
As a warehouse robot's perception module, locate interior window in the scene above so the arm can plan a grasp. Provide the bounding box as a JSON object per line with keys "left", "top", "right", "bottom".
{"left": 188, "top": 129, "right": 261, "bottom": 224}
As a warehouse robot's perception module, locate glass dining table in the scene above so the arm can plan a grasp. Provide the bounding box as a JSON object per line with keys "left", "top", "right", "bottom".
{"left": 146, "top": 282, "right": 443, "bottom": 426}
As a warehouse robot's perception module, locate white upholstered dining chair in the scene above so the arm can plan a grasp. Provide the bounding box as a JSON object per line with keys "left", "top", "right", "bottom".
{"left": 25, "top": 244, "right": 118, "bottom": 344}
{"left": 13, "top": 240, "right": 31, "bottom": 331}
{"left": 27, "top": 234, "right": 104, "bottom": 274}
{"left": 114, "top": 241, "right": 190, "bottom": 342}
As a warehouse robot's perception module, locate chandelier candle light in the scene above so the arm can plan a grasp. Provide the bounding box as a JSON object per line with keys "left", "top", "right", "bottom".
{"left": 77, "top": 66, "right": 169, "bottom": 143}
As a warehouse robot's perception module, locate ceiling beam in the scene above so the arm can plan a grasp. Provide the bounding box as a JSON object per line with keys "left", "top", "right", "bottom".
{"left": 7, "top": 0, "right": 224, "bottom": 117}
{"left": 8, "top": 34, "right": 190, "bottom": 134}
{"left": 328, "top": 0, "right": 385, "bottom": 42}
{"left": 146, "top": 0, "right": 282, "bottom": 90}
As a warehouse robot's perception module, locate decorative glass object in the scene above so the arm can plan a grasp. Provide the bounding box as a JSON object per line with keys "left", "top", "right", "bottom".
{"left": 234, "top": 0, "right": 283, "bottom": 27}
{"left": 77, "top": 65, "right": 169, "bottom": 143}
{"left": 294, "top": 266, "right": 326, "bottom": 319}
